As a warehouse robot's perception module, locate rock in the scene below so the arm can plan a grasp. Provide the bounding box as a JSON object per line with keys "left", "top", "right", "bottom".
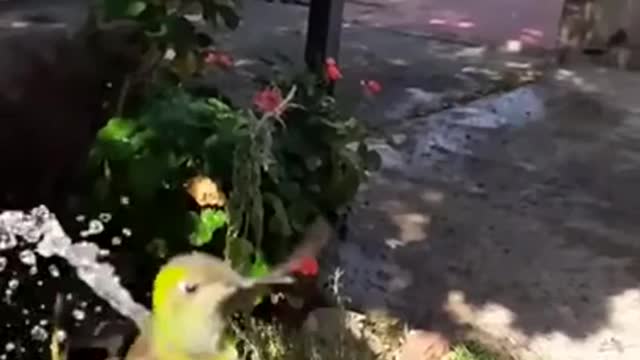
{"left": 399, "top": 329, "right": 452, "bottom": 360}
{"left": 391, "top": 133, "right": 408, "bottom": 146}
{"left": 0, "top": 6, "right": 146, "bottom": 211}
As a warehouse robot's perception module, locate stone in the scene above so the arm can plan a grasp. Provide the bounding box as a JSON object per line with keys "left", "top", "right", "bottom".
{"left": 399, "top": 330, "right": 451, "bottom": 360}
{"left": 0, "top": 4, "right": 146, "bottom": 210}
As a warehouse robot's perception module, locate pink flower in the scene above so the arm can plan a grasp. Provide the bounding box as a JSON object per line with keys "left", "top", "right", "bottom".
{"left": 203, "top": 50, "right": 234, "bottom": 69}
{"left": 361, "top": 79, "right": 382, "bottom": 96}
{"left": 253, "top": 87, "right": 285, "bottom": 115}
{"left": 289, "top": 256, "right": 319, "bottom": 276}
{"left": 324, "top": 58, "right": 343, "bottom": 82}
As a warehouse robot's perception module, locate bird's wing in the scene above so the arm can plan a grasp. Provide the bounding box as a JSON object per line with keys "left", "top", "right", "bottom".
{"left": 221, "top": 216, "right": 332, "bottom": 317}
{"left": 124, "top": 320, "right": 155, "bottom": 360}
{"left": 269, "top": 215, "right": 332, "bottom": 277}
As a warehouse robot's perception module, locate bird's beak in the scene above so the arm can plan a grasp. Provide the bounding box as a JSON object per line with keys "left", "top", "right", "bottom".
{"left": 239, "top": 274, "right": 295, "bottom": 289}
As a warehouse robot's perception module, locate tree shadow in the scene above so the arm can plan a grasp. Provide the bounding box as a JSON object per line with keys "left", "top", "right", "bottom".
{"left": 321, "top": 80, "right": 640, "bottom": 356}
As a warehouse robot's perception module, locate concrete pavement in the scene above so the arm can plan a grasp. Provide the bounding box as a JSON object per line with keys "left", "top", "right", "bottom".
{"left": 326, "top": 65, "right": 640, "bottom": 360}
{"left": 218, "top": 4, "right": 640, "bottom": 359}
{"left": 342, "top": 0, "right": 564, "bottom": 50}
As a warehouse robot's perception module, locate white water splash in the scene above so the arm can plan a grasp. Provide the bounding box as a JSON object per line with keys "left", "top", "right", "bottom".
{"left": 0, "top": 206, "right": 149, "bottom": 329}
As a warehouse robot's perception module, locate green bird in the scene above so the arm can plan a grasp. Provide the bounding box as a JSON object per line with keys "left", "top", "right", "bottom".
{"left": 125, "top": 217, "right": 331, "bottom": 360}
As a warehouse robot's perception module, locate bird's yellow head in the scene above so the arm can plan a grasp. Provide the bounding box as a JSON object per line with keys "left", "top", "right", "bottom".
{"left": 151, "top": 252, "right": 248, "bottom": 356}
{"left": 152, "top": 252, "right": 246, "bottom": 315}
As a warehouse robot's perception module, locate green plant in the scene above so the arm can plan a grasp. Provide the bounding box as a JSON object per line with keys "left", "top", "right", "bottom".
{"left": 84, "top": 0, "right": 379, "bottom": 281}
{"left": 451, "top": 341, "right": 502, "bottom": 360}
{"left": 88, "top": 66, "right": 378, "bottom": 276}
{"left": 95, "top": 0, "right": 241, "bottom": 102}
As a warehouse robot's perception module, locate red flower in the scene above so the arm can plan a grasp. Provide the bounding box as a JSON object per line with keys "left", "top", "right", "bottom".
{"left": 203, "top": 50, "right": 234, "bottom": 69}
{"left": 324, "top": 58, "right": 343, "bottom": 82}
{"left": 361, "top": 79, "right": 382, "bottom": 96}
{"left": 253, "top": 87, "right": 285, "bottom": 115}
{"left": 289, "top": 256, "right": 319, "bottom": 276}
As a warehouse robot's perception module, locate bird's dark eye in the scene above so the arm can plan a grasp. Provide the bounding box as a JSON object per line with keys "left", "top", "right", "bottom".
{"left": 178, "top": 281, "right": 199, "bottom": 294}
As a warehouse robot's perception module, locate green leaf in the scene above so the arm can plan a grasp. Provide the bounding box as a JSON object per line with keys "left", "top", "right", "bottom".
{"left": 227, "top": 236, "right": 254, "bottom": 273}
{"left": 264, "top": 193, "right": 292, "bottom": 238}
{"left": 92, "top": 177, "right": 111, "bottom": 202}
{"left": 329, "top": 150, "right": 363, "bottom": 207}
{"left": 97, "top": 117, "right": 137, "bottom": 142}
{"left": 166, "top": 16, "right": 199, "bottom": 53}
{"left": 218, "top": 6, "right": 240, "bottom": 29}
{"left": 126, "top": 1, "right": 147, "bottom": 16}
{"left": 358, "top": 142, "right": 382, "bottom": 172}
{"left": 127, "top": 155, "right": 168, "bottom": 200}
{"left": 287, "top": 201, "right": 317, "bottom": 233}
{"left": 129, "top": 129, "right": 155, "bottom": 153}
{"left": 250, "top": 191, "right": 264, "bottom": 248}
{"left": 365, "top": 149, "right": 382, "bottom": 171}
{"left": 189, "top": 209, "right": 229, "bottom": 246}
{"left": 249, "top": 252, "right": 270, "bottom": 279}
{"left": 100, "top": 0, "right": 131, "bottom": 19}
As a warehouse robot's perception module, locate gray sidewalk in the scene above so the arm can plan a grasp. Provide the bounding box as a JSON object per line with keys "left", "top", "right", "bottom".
{"left": 324, "top": 64, "right": 640, "bottom": 360}
{"left": 210, "top": 1, "right": 550, "bottom": 129}
{"left": 215, "top": 4, "right": 640, "bottom": 360}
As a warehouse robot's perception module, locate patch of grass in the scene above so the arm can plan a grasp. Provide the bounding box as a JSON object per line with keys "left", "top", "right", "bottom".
{"left": 233, "top": 316, "right": 381, "bottom": 360}
{"left": 450, "top": 341, "right": 502, "bottom": 360}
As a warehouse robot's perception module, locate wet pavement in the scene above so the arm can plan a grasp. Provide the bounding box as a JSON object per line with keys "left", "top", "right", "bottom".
{"left": 342, "top": 0, "right": 564, "bottom": 50}
{"left": 209, "top": 0, "right": 549, "bottom": 129}
{"left": 328, "top": 65, "right": 640, "bottom": 360}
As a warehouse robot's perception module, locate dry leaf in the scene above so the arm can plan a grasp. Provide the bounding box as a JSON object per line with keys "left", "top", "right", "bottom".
{"left": 184, "top": 175, "right": 227, "bottom": 207}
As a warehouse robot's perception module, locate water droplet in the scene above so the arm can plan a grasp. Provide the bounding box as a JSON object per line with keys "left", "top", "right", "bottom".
{"left": 29, "top": 266, "right": 37, "bottom": 275}
{"left": 94, "top": 305, "right": 102, "bottom": 313}
{"left": 53, "top": 329, "right": 67, "bottom": 343}
{"left": 36, "top": 280, "right": 43, "bottom": 286}
{"left": 0, "top": 257, "right": 7, "bottom": 272}
{"left": 19, "top": 249, "right": 36, "bottom": 266}
{"left": 98, "top": 249, "right": 110, "bottom": 257}
{"left": 86, "top": 220, "right": 104, "bottom": 236}
{"left": 72, "top": 309, "right": 85, "bottom": 321}
{"left": 98, "top": 213, "right": 112, "bottom": 223}
{"left": 21, "top": 228, "right": 42, "bottom": 244}
{"left": 111, "top": 236, "right": 122, "bottom": 246}
{"left": 21, "top": 309, "right": 29, "bottom": 315}
{"left": 120, "top": 196, "right": 130, "bottom": 206}
{"left": 65, "top": 293, "right": 73, "bottom": 301}
{"left": 39, "top": 319, "right": 48, "bottom": 326}
{"left": 8, "top": 279, "right": 19, "bottom": 290}
{"left": 80, "top": 301, "right": 88, "bottom": 308}
{"left": 75, "top": 215, "right": 86, "bottom": 222}
{"left": 0, "top": 231, "right": 17, "bottom": 251}
{"left": 48, "top": 264, "right": 60, "bottom": 278}
{"left": 30, "top": 325, "right": 48, "bottom": 341}
{"left": 122, "top": 228, "right": 132, "bottom": 237}
{"left": 5, "top": 342, "right": 15, "bottom": 351}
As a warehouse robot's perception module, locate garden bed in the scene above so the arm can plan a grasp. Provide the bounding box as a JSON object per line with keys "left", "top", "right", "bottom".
{"left": 0, "top": 0, "right": 383, "bottom": 358}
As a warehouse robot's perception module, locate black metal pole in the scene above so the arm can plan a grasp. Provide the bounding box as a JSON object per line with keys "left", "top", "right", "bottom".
{"left": 304, "top": 0, "right": 345, "bottom": 91}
